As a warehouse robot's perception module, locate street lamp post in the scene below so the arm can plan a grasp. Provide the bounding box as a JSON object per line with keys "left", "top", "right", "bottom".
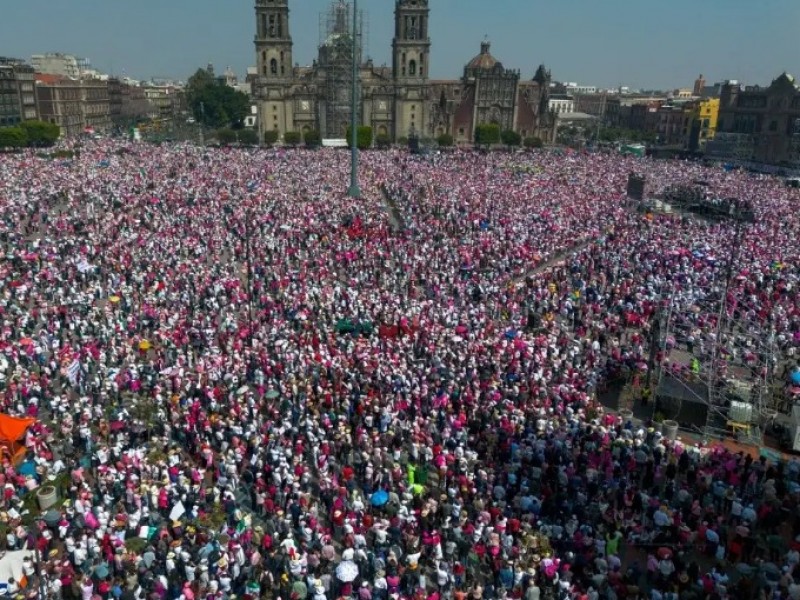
{"left": 199, "top": 101, "right": 206, "bottom": 146}
{"left": 347, "top": 0, "right": 361, "bottom": 198}
{"left": 245, "top": 208, "right": 254, "bottom": 347}
{"left": 31, "top": 516, "right": 47, "bottom": 600}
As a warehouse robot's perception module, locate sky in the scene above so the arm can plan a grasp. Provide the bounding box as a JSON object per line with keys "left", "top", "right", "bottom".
{"left": 1, "top": 0, "right": 797, "bottom": 90}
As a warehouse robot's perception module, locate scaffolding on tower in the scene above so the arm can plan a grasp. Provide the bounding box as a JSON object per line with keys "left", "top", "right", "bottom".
{"left": 318, "top": 0, "right": 369, "bottom": 139}
{"left": 652, "top": 190, "right": 776, "bottom": 446}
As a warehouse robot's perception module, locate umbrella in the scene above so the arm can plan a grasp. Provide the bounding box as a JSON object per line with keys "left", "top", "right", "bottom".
{"left": 109, "top": 296, "right": 121, "bottom": 304}
{"left": 371, "top": 490, "right": 389, "bottom": 507}
{"left": 19, "top": 338, "right": 34, "bottom": 347}
{"left": 265, "top": 390, "right": 280, "bottom": 400}
{"left": 336, "top": 561, "right": 359, "bottom": 582}
{"left": 93, "top": 563, "right": 110, "bottom": 579}
{"left": 791, "top": 371, "right": 800, "bottom": 385}
{"left": 237, "top": 385, "right": 249, "bottom": 396}
{"left": 138, "top": 340, "right": 151, "bottom": 351}
{"left": 657, "top": 547, "right": 672, "bottom": 560}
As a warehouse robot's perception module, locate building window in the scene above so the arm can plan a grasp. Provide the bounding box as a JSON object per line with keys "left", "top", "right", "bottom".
{"left": 270, "top": 59, "right": 278, "bottom": 75}
{"left": 769, "top": 120, "right": 778, "bottom": 132}
{"left": 459, "top": 128, "right": 465, "bottom": 136}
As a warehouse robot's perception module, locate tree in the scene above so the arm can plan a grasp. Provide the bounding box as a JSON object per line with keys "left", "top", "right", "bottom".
{"left": 524, "top": 136, "right": 544, "bottom": 149}
{"left": 237, "top": 129, "right": 259, "bottom": 146}
{"left": 375, "top": 133, "right": 392, "bottom": 149}
{"left": 475, "top": 123, "right": 500, "bottom": 147}
{"left": 215, "top": 128, "right": 237, "bottom": 145}
{"left": 346, "top": 126, "right": 373, "bottom": 150}
{"left": 185, "top": 67, "right": 250, "bottom": 129}
{"left": 0, "top": 127, "right": 28, "bottom": 149}
{"left": 117, "top": 97, "right": 155, "bottom": 127}
{"left": 501, "top": 130, "right": 522, "bottom": 148}
{"left": 303, "top": 130, "right": 321, "bottom": 148}
{"left": 284, "top": 131, "right": 302, "bottom": 146}
{"left": 263, "top": 129, "right": 279, "bottom": 146}
{"left": 436, "top": 133, "right": 454, "bottom": 147}
{"left": 19, "top": 120, "right": 59, "bottom": 147}
{"left": 186, "top": 68, "right": 216, "bottom": 102}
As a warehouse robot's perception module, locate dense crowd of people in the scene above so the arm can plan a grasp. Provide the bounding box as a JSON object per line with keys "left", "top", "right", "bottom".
{"left": 0, "top": 141, "right": 798, "bottom": 600}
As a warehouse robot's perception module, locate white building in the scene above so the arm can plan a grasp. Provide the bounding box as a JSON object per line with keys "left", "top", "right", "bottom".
{"left": 244, "top": 104, "right": 258, "bottom": 129}
{"left": 565, "top": 82, "right": 597, "bottom": 95}
{"left": 549, "top": 94, "right": 575, "bottom": 115}
{"left": 30, "top": 53, "right": 90, "bottom": 79}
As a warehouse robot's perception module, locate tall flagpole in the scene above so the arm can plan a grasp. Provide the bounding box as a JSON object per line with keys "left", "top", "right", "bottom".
{"left": 347, "top": 0, "right": 361, "bottom": 198}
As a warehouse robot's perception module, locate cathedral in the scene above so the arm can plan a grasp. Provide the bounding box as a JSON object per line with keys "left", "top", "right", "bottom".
{"left": 253, "top": 0, "right": 555, "bottom": 144}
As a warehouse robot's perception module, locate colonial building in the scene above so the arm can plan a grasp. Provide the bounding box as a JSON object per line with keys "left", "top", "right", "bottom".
{"left": 35, "top": 74, "right": 111, "bottom": 137}
{"left": 707, "top": 73, "right": 800, "bottom": 168}
{"left": 0, "top": 58, "right": 37, "bottom": 126}
{"left": 252, "top": 0, "right": 555, "bottom": 143}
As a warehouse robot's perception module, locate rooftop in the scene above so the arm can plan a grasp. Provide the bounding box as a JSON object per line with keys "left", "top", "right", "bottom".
{"left": 35, "top": 73, "right": 69, "bottom": 85}
{"left": 466, "top": 41, "right": 501, "bottom": 71}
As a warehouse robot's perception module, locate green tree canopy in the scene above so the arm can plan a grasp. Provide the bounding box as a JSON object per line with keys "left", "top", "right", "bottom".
{"left": 346, "top": 126, "right": 373, "bottom": 150}
{"left": 436, "top": 133, "right": 454, "bottom": 147}
{"left": 501, "top": 130, "right": 522, "bottom": 147}
{"left": 20, "top": 120, "right": 60, "bottom": 146}
{"left": 284, "top": 131, "right": 302, "bottom": 146}
{"left": 303, "top": 130, "right": 321, "bottom": 148}
{"left": 237, "top": 129, "right": 259, "bottom": 146}
{"left": 475, "top": 123, "right": 500, "bottom": 147}
{"left": 523, "top": 136, "right": 544, "bottom": 149}
{"left": 263, "top": 129, "right": 279, "bottom": 146}
{"left": 186, "top": 68, "right": 250, "bottom": 129}
{"left": 0, "top": 127, "right": 28, "bottom": 149}
{"left": 375, "top": 133, "right": 391, "bottom": 149}
{"left": 597, "top": 127, "right": 656, "bottom": 144}
{"left": 215, "top": 128, "right": 237, "bottom": 145}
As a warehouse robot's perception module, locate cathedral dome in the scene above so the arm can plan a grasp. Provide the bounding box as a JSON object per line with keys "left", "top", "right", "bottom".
{"left": 466, "top": 41, "right": 501, "bottom": 70}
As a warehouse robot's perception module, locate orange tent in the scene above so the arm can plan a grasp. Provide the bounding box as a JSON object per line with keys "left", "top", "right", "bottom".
{"left": 0, "top": 415, "right": 34, "bottom": 443}
{"left": 0, "top": 415, "right": 34, "bottom": 466}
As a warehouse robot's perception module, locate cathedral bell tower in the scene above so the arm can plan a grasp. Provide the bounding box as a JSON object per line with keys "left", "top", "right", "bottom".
{"left": 255, "top": 0, "right": 293, "bottom": 81}
{"left": 392, "top": 0, "right": 430, "bottom": 139}
{"left": 254, "top": 0, "right": 294, "bottom": 141}
{"left": 393, "top": 0, "right": 430, "bottom": 81}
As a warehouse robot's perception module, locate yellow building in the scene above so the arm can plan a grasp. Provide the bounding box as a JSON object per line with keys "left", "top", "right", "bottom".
{"left": 688, "top": 98, "right": 719, "bottom": 151}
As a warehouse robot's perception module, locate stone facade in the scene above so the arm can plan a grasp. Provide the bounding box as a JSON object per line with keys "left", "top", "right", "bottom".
{"left": 253, "top": 0, "right": 555, "bottom": 143}
{"left": 0, "top": 58, "right": 37, "bottom": 126}
{"left": 708, "top": 73, "right": 800, "bottom": 168}
{"left": 35, "top": 74, "right": 111, "bottom": 137}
